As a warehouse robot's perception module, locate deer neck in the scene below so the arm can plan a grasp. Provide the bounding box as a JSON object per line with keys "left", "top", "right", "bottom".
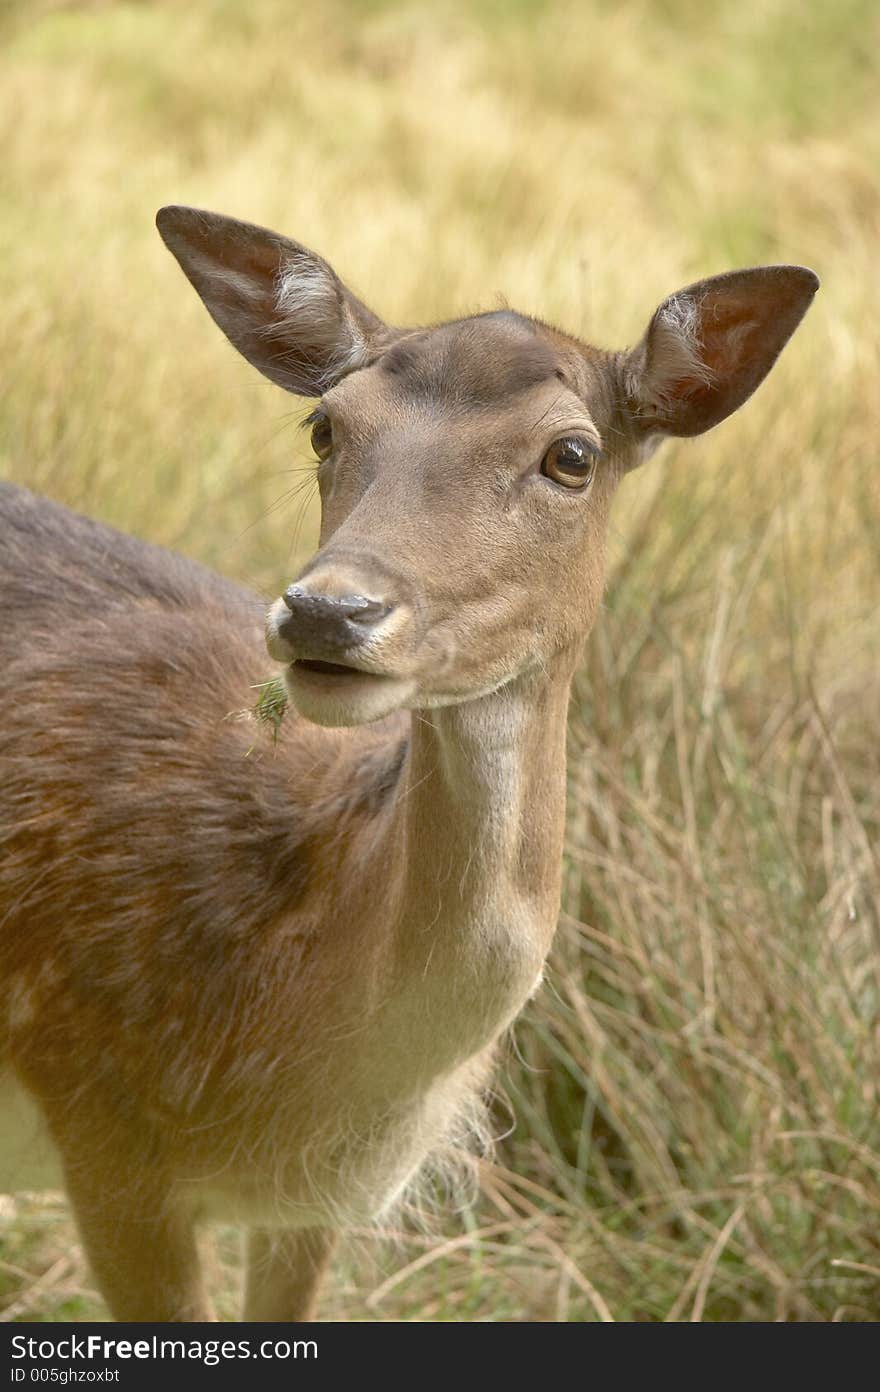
{"left": 388, "top": 654, "right": 575, "bottom": 1019}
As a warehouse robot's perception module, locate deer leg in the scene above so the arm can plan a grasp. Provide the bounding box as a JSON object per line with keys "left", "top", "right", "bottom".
{"left": 61, "top": 1153, "right": 213, "bottom": 1322}
{"left": 243, "top": 1227, "right": 336, "bottom": 1321}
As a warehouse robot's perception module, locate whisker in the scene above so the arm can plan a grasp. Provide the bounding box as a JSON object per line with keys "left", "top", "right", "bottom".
{"left": 288, "top": 478, "right": 319, "bottom": 564}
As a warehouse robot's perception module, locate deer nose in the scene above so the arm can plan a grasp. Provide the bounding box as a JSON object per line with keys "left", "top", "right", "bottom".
{"left": 277, "top": 585, "right": 392, "bottom": 654}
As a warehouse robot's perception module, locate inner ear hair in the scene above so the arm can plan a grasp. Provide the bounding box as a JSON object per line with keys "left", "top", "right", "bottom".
{"left": 625, "top": 264, "right": 819, "bottom": 441}
{"left": 640, "top": 293, "right": 716, "bottom": 400}
{"left": 156, "top": 205, "right": 388, "bottom": 397}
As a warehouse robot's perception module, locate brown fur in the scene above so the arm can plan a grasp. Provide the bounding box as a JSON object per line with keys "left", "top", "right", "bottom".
{"left": 0, "top": 209, "right": 818, "bottom": 1320}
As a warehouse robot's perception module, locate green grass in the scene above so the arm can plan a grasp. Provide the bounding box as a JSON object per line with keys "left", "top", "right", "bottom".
{"left": 1, "top": 0, "right": 878, "bottom": 1321}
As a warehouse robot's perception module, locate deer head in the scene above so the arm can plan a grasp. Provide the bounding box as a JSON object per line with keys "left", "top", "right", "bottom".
{"left": 157, "top": 206, "right": 818, "bottom": 728}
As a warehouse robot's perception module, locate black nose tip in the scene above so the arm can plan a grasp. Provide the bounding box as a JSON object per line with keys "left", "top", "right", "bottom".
{"left": 282, "top": 588, "right": 387, "bottom": 623}
{"left": 278, "top": 586, "right": 391, "bottom": 654}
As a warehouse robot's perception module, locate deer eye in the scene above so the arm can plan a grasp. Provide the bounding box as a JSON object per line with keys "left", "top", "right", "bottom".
{"left": 309, "top": 413, "right": 333, "bottom": 461}
{"left": 541, "top": 437, "right": 598, "bottom": 489}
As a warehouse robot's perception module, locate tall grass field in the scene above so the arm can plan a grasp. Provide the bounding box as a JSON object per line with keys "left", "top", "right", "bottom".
{"left": 1, "top": 0, "right": 878, "bottom": 1321}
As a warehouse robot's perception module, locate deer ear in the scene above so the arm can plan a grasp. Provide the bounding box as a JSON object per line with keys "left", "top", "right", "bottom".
{"left": 623, "top": 265, "right": 819, "bottom": 441}
{"left": 156, "top": 206, "right": 387, "bottom": 396}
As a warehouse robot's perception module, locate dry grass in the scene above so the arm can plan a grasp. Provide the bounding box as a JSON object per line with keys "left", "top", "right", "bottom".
{"left": 1, "top": 0, "right": 878, "bottom": 1321}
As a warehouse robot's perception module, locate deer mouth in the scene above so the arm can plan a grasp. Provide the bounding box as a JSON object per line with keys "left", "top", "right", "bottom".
{"left": 284, "top": 654, "right": 415, "bottom": 728}
{"left": 289, "top": 657, "right": 396, "bottom": 689}
{"left": 294, "top": 658, "right": 366, "bottom": 677}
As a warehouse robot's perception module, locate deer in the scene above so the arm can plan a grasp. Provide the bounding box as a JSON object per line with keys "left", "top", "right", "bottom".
{"left": 0, "top": 205, "right": 818, "bottom": 1322}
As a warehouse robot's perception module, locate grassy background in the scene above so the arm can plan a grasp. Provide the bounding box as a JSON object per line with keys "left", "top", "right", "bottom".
{"left": 1, "top": 0, "right": 878, "bottom": 1321}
